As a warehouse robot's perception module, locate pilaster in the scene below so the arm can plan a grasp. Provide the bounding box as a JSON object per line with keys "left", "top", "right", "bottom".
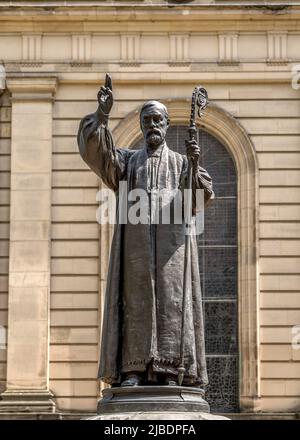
{"left": 0, "top": 76, "right": 57, "bottom": 413}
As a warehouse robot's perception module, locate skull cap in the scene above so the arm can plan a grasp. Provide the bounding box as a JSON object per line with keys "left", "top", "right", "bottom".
{"left": 140, "top": 100, "right": 169, "bottom": 120}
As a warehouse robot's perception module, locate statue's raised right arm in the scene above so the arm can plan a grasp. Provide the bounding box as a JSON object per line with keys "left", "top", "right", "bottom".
{"left": 77, "top": 74, "right": 128, "bottom": 192}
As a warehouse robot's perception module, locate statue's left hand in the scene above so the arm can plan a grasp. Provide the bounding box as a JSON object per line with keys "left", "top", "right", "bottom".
{"left": 185, "top": 139, "right": 200, "bottom": 169}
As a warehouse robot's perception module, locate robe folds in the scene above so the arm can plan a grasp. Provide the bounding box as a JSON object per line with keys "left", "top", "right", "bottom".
{"left": 77, "top": 112, "right": 214, "bottom": 386}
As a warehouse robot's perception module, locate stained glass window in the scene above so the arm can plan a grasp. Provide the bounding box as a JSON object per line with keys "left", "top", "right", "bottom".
{"left": 133, "top": 126, "right": 239, "bottom": 413}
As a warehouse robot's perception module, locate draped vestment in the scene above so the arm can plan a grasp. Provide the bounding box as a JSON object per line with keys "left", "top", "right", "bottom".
{"left": 77, "top": 112, "right": 214, "bottom": 386}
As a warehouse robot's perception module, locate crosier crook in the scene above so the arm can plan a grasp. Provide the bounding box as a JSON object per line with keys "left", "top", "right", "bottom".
{"left": 177, "top": 86, "right": 209, "bottom": 386}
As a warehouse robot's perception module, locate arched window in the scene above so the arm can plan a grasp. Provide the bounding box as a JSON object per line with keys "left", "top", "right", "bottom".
{"left": 133, "top": 126, "right": 239, "bottom": 413}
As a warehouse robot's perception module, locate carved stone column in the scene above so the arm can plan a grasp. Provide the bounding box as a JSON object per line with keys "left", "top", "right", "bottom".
{"left": 0, "top": 76, "right": 57, "bottom": 413}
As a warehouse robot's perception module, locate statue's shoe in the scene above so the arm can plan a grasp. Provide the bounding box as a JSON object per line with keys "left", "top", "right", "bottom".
{"left": 164, "top": 376, "right": 178, "bottom": 386}
{"left": 121, "top": 374, "right": 142, "bottom": 387}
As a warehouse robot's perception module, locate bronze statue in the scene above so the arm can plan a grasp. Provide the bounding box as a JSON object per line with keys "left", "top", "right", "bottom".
{"left": 77, "top": 74, "right": 214, "bottom": 389}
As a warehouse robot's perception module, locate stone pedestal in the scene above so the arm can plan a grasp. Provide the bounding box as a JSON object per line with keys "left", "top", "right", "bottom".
{"left": 87, "top": 386, "right": 230, "bottom": 420}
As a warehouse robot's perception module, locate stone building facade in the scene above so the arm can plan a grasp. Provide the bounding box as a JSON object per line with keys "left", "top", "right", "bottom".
{"left": 0, "top": 0, "right": 300, "bottom": 419}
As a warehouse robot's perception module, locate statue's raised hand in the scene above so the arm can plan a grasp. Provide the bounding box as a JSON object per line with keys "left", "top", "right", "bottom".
{"left": 96, "top": 73, "right": 113, "bottom": 120}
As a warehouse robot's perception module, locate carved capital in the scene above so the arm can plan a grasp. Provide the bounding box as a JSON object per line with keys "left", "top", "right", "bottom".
{"left": 6, "top": 76, "right": 57, "bottom": 102}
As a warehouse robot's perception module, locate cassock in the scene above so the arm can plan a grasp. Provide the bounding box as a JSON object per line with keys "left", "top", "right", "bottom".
{"left": 77, "top": 111, "right": 214, "bottom": 386}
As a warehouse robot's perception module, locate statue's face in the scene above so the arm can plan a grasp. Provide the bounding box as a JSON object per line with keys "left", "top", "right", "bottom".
{"left": 141, "top": 106, "right": 169, "bottom": 148}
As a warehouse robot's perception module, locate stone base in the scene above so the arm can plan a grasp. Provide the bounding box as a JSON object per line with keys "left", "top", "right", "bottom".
{"left": 97, "top": 386, "right": 210, "bottom": 415}
{"left": 84, "top": 386, "right": 230, "bottom": 420}
{"left": 88, "top": 412, "right": 229, "bottom": 420}
{"left": 0, "top": 390, "right": 55, "bottom": 413}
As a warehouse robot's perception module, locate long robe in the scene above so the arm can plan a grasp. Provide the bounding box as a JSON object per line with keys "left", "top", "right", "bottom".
{"left": 77, "top": 112, "right": 214, "bottom": 386}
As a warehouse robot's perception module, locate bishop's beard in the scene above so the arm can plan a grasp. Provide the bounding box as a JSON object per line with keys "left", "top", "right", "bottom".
{"left": 146, "top": 129, "right": 163, "bottom": 147}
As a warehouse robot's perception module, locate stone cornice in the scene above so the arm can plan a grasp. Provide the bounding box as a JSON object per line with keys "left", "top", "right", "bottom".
{"left": 0, "top": 3, "right": 300, "bottom": 34}
{"left": 0, "top": 2, "right": 299, "bottom": 22}
{"left": 1, "top": 16, "right": 300, "bottom": 36}
{"left": 0, "top": 0, "right": 298, "bottom": 8}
